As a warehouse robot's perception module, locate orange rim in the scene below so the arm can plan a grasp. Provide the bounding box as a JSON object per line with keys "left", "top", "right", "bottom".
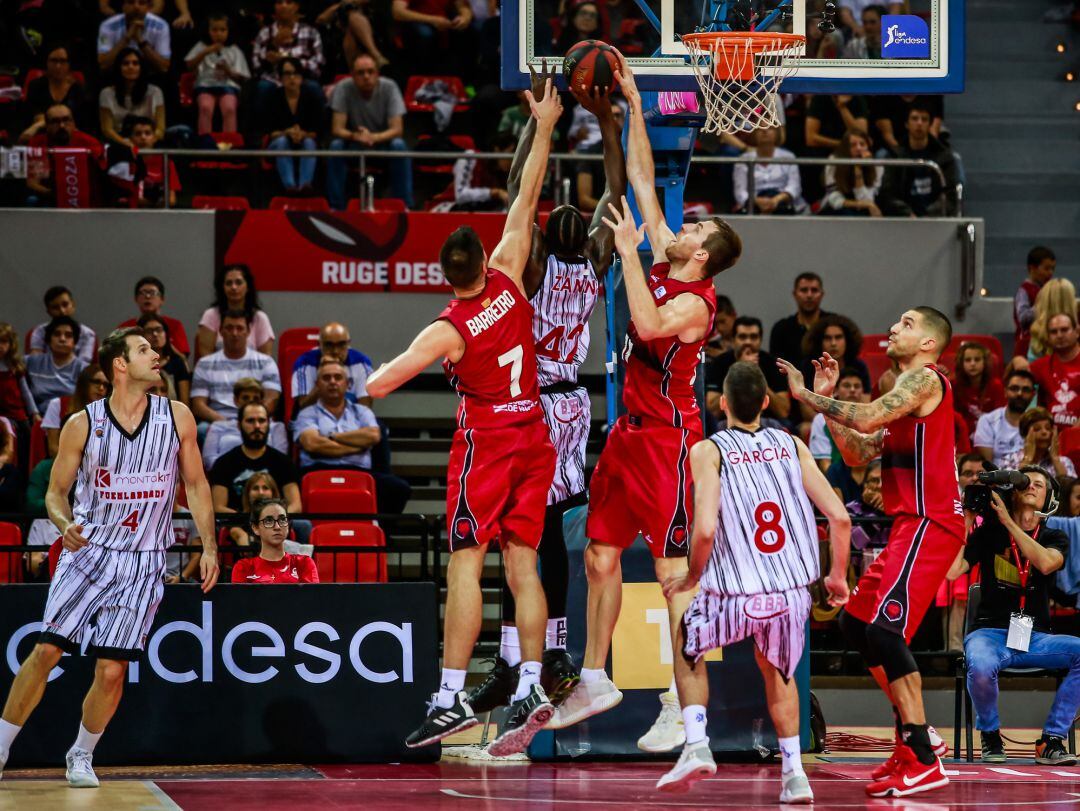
{"left": 682, "top": 31, "right": 805, "bottom": 81}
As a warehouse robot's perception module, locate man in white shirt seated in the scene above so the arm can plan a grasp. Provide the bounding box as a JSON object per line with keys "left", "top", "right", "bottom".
{"left": 732, "top": 127, "right": 806, "bottom": 215}
{"left": 28, "top": 286, "right": 97, "bottom": 364}
{"left": 97, "top": 0, "right": 171, "bottom": 73}
{"left": 974, "top": 369, "right": 1035, "bottom": 468}
{"left": 202, "top": 377, "right": 289, "bottom": 470}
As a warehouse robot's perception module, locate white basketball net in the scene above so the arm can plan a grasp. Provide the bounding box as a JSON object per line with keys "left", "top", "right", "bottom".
{"left": 683, "top": 33, "right": 804, "bottom": 135}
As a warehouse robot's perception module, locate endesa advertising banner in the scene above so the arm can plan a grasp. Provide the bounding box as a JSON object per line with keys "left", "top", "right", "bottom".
{"left": 216, "top": 210, "right": 511, "bottom": 293}
{"left": 1, "top": 584, "right": 439, "bottom": 765}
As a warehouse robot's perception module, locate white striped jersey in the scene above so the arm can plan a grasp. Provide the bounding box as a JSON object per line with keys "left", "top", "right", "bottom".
{"left": 531, "top": 254, "right": 600, "bottom": 387}
{"left": 73, "top": 395, "right": 180, "bottom": 552}
{"left": 701, "top": 427, "right": 820, "bottom": 596}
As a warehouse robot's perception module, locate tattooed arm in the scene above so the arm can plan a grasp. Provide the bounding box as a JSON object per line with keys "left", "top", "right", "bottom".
{"left": 828, "top": 423, "right": 885, "bottom": 467}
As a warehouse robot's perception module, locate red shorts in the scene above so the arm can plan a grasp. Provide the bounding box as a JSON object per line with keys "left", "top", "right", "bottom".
{"left": 586, "top": 416, "right": 698, "bottom": 558}
{"left": 446, "top": 420, "right": 555, "bottom": 552}
{"left": 845, "top": 515, "right": 964, "bottom": 641}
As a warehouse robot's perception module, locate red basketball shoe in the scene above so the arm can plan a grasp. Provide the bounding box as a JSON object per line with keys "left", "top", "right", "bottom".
{"left": 872, "top": 725, "right": 948, "bottom": 780}
{"left": 866, "top": 745, "right": 948, "bottom": 798}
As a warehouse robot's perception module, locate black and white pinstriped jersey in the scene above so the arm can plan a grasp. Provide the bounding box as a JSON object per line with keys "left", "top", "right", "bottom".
{"left": 701, "top": 427, "right": 820, "bottom": 596}
{"left": 74, "top": 395, "right": 180, "bottom": 552}
{"left": 531, "top": 254, "right": 600, "bottom": 388}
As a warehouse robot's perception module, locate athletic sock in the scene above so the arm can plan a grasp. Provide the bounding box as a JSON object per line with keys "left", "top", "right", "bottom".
{"left": 682, "top": 705, "right": 708, "bottom": 745}
{"left": 71, "top": 724, "right": 103, "bottom": 755}
{"left": 499, "top": 626, "right": 522, "bottom": 667}
{"left": 435, "top": 668, "right": 467, "bottom": 709}
{"left": 779, "top": 735, "right": 804, "bottom": 775}
{"left": 514, "top": 661, "right": 541, "bottom": 701}
{"left": 902, "top": 723, "right": 937, "bottom": 766}
{"left": 546, "top": 618, "right": 567, "bottom": 650}
{"left": 0, "top": 719, "right": 21, "bottom": 757}
{"left": 580, "top": 667, "right": 606, "bottom": 684}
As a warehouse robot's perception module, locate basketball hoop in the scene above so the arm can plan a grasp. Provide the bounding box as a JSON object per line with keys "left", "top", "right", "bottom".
{"left": 681, "top": 31, "right": 805, "bottom": 135}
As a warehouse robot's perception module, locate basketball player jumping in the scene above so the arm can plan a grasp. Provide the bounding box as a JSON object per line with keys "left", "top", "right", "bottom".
{"left": 778, "top": 306, "right": 963, "bottom": 798}
{"left": 0, "top": 327, "right": 219, "bottom": 788}
{"left": 468, "top": 65, "right": 626, "bottom": 718}
{"left": 549, "top": 50, "right": 743, "bottom": 731}
{"left": 657, "top": 360, "right": 851, "bottom": 802}
{"left": 369, "top": 80, "right": 560, "bottom": 757}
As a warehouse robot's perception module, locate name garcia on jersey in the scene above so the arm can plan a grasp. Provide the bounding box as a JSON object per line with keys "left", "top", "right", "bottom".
{"left": 465, "top": 290, "right": 516, "bottom": 337}
{"left": 724, "top": 444, "right": 793, "bottom": 466}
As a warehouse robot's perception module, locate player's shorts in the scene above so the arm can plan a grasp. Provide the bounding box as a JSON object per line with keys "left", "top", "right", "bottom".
{"left": 586, "top": 415, "right": 699, "bottom": 558}
{"left": 682, "top": 587, "right": 811, "bottom": 680}
{"left": 446, "top": 419, "right": 556, "bottom": 552}
{"left": 539, "top": 386, "right": 591, "bottom": 505}
{"left": 845, "top": 515, "right": 964, "bottom": 642}
{"left": 39, "top": 544, "right": 167, "bottom": 660}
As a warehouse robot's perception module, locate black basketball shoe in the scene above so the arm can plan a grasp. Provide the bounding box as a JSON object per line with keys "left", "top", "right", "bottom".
{"left": 467, "top": 657, "right": 518, "bottom": 714}
{"left": 541, "top": 648, "right": 580, "bottom": 708}
{"left": 405, "top": 691, "right": 480, "bottom": 748}
{"left": 486, "top": 684, "right": 555, "bottom": 757}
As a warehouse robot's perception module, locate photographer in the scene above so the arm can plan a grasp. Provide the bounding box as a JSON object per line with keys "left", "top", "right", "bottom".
{"left": 948, "top": 466, "right": 1080, "bottom": 765}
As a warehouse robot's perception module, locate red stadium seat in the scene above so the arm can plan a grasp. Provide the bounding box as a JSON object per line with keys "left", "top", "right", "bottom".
{"left": 0, "top": 522, "right": 23, "bottom": 584}
{"left": 302, "top": 470, "right": 377, "bottom": 518}
{"left": 268, "top": 196, "right": 331, "bottom": 211}
{"left": 192, "top": 133, "right": 247, "bottom": 171}
{"left": 179, "top": 72, "right": 196, "bottom": 107}
{"left": 24, "top": 327, "right": 33, "bottom": 354}
{"left": 346, "top": 197, "right": 408, "bottom": 212}
{"left": 404, "top": 75, "right": 469, "bottom": 114}
{"left": 1060, "top": 426, "right": 1080, "bottom": 470}
{"left": 311, "top": 522, "right": 386, "bottom": 583}
{"left": 48, "top": 537, "right": 62, "bottom": 578}
{"left": 863, "top": 333, "right": 1004, "bottom": 378}
{"left": 28, "top": 419, "right": 47, "bottom": 471}
{"left": 278, "top": 327, "right": 321, "bottom": 419}
{"left": 191, "top": 195, "right": 250, "bottom": 210}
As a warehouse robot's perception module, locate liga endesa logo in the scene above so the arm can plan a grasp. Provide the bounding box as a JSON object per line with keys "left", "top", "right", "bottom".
{"left": 882, "top": 15, "right": 931, "bottom": 58}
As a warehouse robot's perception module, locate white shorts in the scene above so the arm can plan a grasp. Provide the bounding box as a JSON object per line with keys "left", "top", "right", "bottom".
{"left": 682, "top": 587, "right": 811, "bottom": 680}
{"left": 540, "top": 387, "right": 591, "bottom": 505}
{"left": 40, "top": 544, "right": 167, "bottom": 660}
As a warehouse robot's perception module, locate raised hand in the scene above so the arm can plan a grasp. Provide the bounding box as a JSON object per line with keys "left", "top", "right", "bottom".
{"left": 525, "top": 78, "right": 563, "bottom": 126}
{"left": 775, "top": 358, "right": 806, "bottom": 399}
{"left": 528, "top": 58, "right": 559, "bottom": 102}
{"left": 601, "top": 196, "right": 646, "bottom": 255}
{"left": 811, "top": 352, "right": 841, "bottom": 398}
{"left": 611, "top": 47, "right": 640, "bottom": 109}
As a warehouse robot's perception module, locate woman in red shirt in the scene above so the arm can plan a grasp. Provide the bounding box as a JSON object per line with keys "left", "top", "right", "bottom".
{"left": 231, "top": 498, "right": 319, "bottom": 584}
{"left": 952, "top": 341, "right": 1005, "bottom": 440}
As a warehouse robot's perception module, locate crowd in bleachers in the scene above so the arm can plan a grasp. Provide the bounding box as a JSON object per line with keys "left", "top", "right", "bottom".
{"left": 0, "top": 0, "right": 961, "bottom": 215}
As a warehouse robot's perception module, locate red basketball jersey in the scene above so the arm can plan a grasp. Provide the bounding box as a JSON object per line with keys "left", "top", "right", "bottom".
{"left": 439, "top": 268, "right": 543, "bottom": 429}
{"left": 881, "top": 366, "right": 965, "bottom": 537}
{"left": 621, "top": 263, "right": 717, "bottom": 429}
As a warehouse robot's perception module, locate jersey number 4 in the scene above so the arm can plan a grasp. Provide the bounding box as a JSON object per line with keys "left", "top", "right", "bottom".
{"left": 753, "top": 501, "right": 786, "bottom": 554}
{"left": 121, "top": 509, "right": 140, "bottom": 533}
{"left": 536, "top": 324, "right": 585, "bottom": 364}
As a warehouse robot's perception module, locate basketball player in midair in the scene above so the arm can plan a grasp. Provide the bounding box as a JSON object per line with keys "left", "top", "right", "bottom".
{"left": 369, "top": 81, "right": 561, "bottom": 756}
{"left": 0, "top": 327, "right": 219, "bottom": 788}
{"left": 657, "top": 361, "right": 851, "bottom": 801}
{"left": 468, "top": 65, "right": 627, "bottom": 717}
{"left": 778, "top": 307, "right": 963, "bottom": 798}
{"left": 549, "top": 50, "right": 742, "bottom": 731}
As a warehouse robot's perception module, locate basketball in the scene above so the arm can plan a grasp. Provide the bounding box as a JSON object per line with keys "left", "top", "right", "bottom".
{"left": 562, "top": 39, "right": 619, "bottom": 93}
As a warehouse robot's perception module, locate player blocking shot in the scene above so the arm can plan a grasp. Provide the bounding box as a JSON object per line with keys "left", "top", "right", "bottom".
{"left": 778, "top": 307, "right": 963, "bottom": 798}
{"left": 0, "top": 328, "right": 219, "bottom": 788}
{"left": 467, "top": 64, "right": 627, "bottom": 719}
{"left": 658, "top": 361, "right": 851, "bottom": 801}
{"left": 368, "top": 81, "right": 561, "bottom": 757}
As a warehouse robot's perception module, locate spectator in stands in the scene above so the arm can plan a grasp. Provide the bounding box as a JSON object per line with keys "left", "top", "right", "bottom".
{"left": 26, "top": 316, "right": 87, "bottom": 413}
{"left": 327, "top": 55, "right": 412, "bottom": 210}
{"left": 569, "top": 96, "right": 626, "bottom": 154}
{"left": 1001, "top": 408, "right": 1076, "bottom": 479}
{"left": 705, "top": 316, "right": 791, "bottom": 423}
{"left": 292, "top": 322, "right": 373, "bottom": 415}
{"left": 294, "top": 357, "right": 411, "bottom": 513}
{"left": 196, "top": 264, "right": 275, "bottom": 361}
{"left": 939, "top": 451, "right": 990, "bottom": 651}
{"left": 799, "top": 314, "right": 870, "bottom": 393}
{"left": 573, "top": 102, "right": 624, "bottom": 212}
{"left": 805, "top": 94, "right": 869, "bottom": 152}
{"left": 947, "top": 468, "right": 1079, "bottom": 766}
{"left": 769, "top": 272, "right": 831, "bottom": 367}
{"left": 191, "top": 311, "right": 281, "bottom": 430}
{"left": 877, "top": 101, "right": 959, "bottom": 217}
{"left": 1062, "top": 478, "right": 1080, "bottom": 517}
{"left": 0, "top": 420, "right": 20, "bottom": 512}
{"left": 974, "top": 369, "right": 1036, "bottom": 468}
{"left": 127, "top": 116, "right": 180, "bottom": 207}
{"left": 810, "top": 367, "right": 868, "bottom": 472}
{"left": 845, "top": 458, "right": 889, "bottom": 560}
{"left": 98, "top": 0, "right": 171, "bottom": 73}
{"left": 953, "top": 341, "right": 1006, "bottom": 440}
{"left": 184, "top": 13, "right": 250, "bottom": 136}
{"left": 842, "top": 4, "right": 884, "bottom": 59}
{"left": 18, "top": 46, "right": 88, "bottom": 143}
{"left": 498, "top": 91, "right": 536, "bottom": 140}
{"left": 314, "top": 0, "right": 392, "bottom": 70}
{"left": 554, "top": 0, "right": 601, "bottom": 53}
{"left": 0, "top": 323, "right": 39, "bottom": 471}
{"left": 265, "top": 57, "right": 326, "bottom": 194}
{"left": 871, "top": 95, "right": 944, "bottom": 158}
{"left": 210, "top": 402, "right": 302, "bottom": 515}
{"left": 137, "top": 314, "right": 189, "bottom": 403}
{"left": 1031, "top": 313, "right": 1080, "bottom": 431}
{"left": 220, "top": 471, "right": 284, "bottom": 547}
{"left": 42, "top": 364, "right": 108, "bottom": 457}
{"left": 820, "top": 128, "right": 881, "bottom": 216}
{"left": 429, "top": 134, "right": 515, "bottom": 212}
{"left": 732, "top": 126, "right": 805, "bottom": 215}
{"left": 251, "top": 0, "right": 325, "bottom": 108}
{"left": 705, "top": 295, "right": 736, "bottom": 359}
{"left": 28, "top": 286, "right": 97, "bottom": 363}
{"left": 1014, "top": 246, "right": 1057, "bottom": 362}
{"left": 1022, "top": 258, "right": 1067, "bottom": 366}
{"left": 167, "top": 492, "right": 204, "bottom": 584}
{"left": 98, "top": 48, "right": 166, "bottom": 147}
{"left": 119, "top": 275, "right": 190, "bottom": 356}
{"left": 203, "top": 379, "right": 289, "bottom": 469}
{"left": 837, "top": 0, "right": 904, "bottom": 37}
{"left": 391, "top": 0, "right": 473, "bottom": 76}
{"left": 232, "top": 498, "right": 319, "bottom": 583}
{"left": 24, "top": 105, "right": 104, "bottom": 206}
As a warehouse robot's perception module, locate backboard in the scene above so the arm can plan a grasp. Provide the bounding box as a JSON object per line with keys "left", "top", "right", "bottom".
{"left": 501, "top": 0, "right": 964, "bottom": 94}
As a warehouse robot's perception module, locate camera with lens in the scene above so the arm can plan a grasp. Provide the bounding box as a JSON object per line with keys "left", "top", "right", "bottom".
{"left": 962, "top": 469, "right": 1030, "bottom": 520}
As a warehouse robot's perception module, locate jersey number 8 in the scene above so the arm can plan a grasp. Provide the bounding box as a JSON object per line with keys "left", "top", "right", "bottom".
{"left": 753, "top": 501, "right": 786, "bottom": 554}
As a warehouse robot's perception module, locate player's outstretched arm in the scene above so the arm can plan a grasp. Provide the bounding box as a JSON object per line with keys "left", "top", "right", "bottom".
{"left": 663, "top": 439, "right": 719, "bottom": 599}
{"left": 603, "top": 197, "right": 708, "bottom": 342}
{"left": 367, "top": 320, "right": 465, "bottom": 399}
{"left": 575, "top": 88, "right": 627, "bottom": 273}
{"left": 490, "top": 79, "right": 562, "bottom": 292}
{"left": 794, "top": 437, "right": 851, "bottom": 607}
{"left": 47, "top": 411, "right": 90, "bottom": 552}
{"left": 172, "top": 401, "right": 219, "bottom": 592}
{"left": 613, "top": 49, "right": 675, "bottom": 253}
